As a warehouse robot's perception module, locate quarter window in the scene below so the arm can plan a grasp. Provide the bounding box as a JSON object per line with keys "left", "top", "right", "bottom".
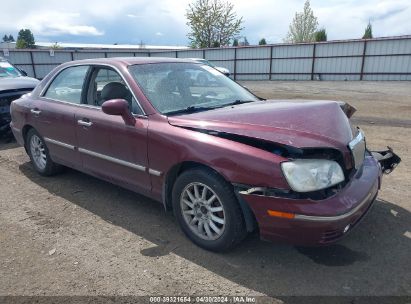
{"left": 44, "top": 66, "right": 89, "bottom": 104}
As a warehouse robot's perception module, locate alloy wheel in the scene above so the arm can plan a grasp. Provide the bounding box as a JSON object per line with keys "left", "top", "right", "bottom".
{"left": 30, "top": 134, "right": 47, "bottom": 170}
{"left": 180, "top": 182, "right": 226, "bottom": 241}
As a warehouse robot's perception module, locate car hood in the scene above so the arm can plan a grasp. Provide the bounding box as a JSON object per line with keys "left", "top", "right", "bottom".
{"left": 168, "top": 100, "right": 354, "bottom": 150}
{"left": 0, "top": 76, "right": 40, "bottom": 91}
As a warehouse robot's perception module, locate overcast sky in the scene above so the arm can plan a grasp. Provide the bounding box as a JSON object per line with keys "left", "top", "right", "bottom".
{"left": 1, "top": 0, "right": 410, "bottom": 46}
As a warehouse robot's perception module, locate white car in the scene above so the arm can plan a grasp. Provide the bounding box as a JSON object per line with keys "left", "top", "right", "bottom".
{"left": 188, "top": 58, "right": 231, "bottom": 86}
{"left": 191, "top": 58, "right": 230, "bottom": 76}
{"left": 0, "top": 57, "right": 39, "bottom": 139}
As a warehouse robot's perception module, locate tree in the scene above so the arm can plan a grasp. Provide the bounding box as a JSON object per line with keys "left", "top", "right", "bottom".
{"left": 2, "top": 34, "right": 15, "bottom": 42}
{"left": 50, "top": 42, "right": 61, "bottom": 49}
{"left": 285, "top": 0, "right": 318, "bottom": 43}
{"left": 238, "top": 36, "right": 249, "bottom": 46}
{"left": 16, "top": 29, "right": 35, "bottom": 48}
{"left": 232, "top": 38, "right": 238, "bottom": 46}
{"left": 314, "top": 28, "right": 327, "bottom": 41}
{"left": 362, "top": 22, "right": 373, "bottom": 39}
{"left": 259, "top": 38, "right": 267, "bottom": 45}
{"left": 186, "top": 0, "right": 243, "bottom": 48}
{"left": 212, "top": 41, "right": 220, "bottom": 47}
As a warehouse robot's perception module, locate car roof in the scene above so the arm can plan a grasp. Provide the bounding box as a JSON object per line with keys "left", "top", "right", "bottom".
{"left": 68, "top": 56, "right": 197, "bottom": 66}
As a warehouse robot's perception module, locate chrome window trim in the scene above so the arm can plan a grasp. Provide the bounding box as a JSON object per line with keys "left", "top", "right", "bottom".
{"left": 40, "top": 96, "right": 147, "bottom": 120}
{"left": 39, "top": 62, "right": 146, "bottom": 116}
{"left": 44, "top": 137, "right": 75, "bottom": 150}
{"left": 78, "top": 147, "right": 146, "bottom": 172}
{"left": 40, "top": 96, "right": 100, "bottom": 109}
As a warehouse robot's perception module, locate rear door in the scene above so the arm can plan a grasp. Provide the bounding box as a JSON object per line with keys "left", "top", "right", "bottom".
{"left": 75, "top": 65, "right": 150, "bottom": 195}
{"left": 34, "top": 65, "right": 90, "bottom": 168}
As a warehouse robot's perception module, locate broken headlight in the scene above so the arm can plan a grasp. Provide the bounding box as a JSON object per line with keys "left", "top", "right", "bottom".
{"left": 281, "top": 159, "right": 344, "bottom": 192}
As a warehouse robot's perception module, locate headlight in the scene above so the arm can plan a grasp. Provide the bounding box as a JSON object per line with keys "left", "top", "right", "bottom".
{"left": 281, "top": 159, "right": 344, "bottom": 192}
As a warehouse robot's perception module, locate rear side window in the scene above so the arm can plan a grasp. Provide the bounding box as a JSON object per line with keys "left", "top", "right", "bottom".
{"left": 44, "top": 66, "right": 89, "bottom": 104}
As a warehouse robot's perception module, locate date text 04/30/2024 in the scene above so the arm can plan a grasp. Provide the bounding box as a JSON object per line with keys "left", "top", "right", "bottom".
{"left": 149, "top": 296, "right": 256, "bottom": 303}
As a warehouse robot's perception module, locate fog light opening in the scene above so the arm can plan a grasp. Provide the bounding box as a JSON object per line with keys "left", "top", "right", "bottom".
{"left": 343, "top": 224, "right": 351, "bottom": 233}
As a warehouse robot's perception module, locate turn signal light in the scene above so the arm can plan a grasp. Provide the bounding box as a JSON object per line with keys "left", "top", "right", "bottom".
{"left": 267, "top": 210, "right": 295, "bottom": 219}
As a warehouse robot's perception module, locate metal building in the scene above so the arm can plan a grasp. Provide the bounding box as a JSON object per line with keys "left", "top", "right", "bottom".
{"left": 2, "top": 35, "right": 410, "bottom": 80}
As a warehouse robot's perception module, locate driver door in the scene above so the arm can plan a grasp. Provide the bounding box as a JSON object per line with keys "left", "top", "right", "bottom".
{"left": 75, "top": 66, "right": 150, "bottom": 195}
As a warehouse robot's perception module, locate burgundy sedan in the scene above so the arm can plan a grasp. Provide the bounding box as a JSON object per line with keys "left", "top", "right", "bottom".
{"left": 10, "top": 57, "right": 400, "bottom": 251}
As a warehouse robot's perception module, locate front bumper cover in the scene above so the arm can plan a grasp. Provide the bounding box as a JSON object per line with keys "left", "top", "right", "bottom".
{"left": 371, "top": 147, "right": 401, "bottom": 174}
{"left": 237, "top": 151, "right": 397, "bottom": 246}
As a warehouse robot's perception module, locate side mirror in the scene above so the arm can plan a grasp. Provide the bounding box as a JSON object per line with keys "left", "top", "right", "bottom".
{"left": 102, "top": 99, "right": 136, "bottom": 126}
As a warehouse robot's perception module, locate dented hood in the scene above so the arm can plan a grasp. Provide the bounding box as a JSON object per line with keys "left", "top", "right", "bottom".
{"left": 168, "top": 100, "right": 354, "bottom": 150}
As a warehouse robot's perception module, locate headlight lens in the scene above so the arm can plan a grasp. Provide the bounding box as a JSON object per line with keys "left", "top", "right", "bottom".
{"left": 281, "top": 159, "right": 344, "bottom": 192}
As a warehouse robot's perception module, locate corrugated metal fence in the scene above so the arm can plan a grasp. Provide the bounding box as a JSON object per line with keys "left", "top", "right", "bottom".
{"left": 3, "top": 36, "right": 411, "bottom": 81}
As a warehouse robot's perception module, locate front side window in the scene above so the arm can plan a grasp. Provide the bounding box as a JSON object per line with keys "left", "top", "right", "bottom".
{"left": 44, "top": 65, "right": 89, "bottom": 104}
{"left": 86, "top": 67, "right": 142, "bottom": 115}
{"left": 129, "top": 62, "right": 258, "bottom": 115}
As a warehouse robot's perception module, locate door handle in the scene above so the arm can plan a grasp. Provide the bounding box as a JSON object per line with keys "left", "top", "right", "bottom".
{"left": 77, "top": 119, "right": 93, "bottom": 127}
{"left": 30, "top": 109, "right": 41, "bottom": 115}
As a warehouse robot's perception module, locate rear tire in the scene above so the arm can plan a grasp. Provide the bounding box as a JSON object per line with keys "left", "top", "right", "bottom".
{"left": 172, "top": 168, "right": 247, "bottom": 252}
{"left": 26, "top": 129, "right": 61, "bottom": 176}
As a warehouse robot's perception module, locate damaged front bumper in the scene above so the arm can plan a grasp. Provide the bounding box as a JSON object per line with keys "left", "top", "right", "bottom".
{"left": 371, "top": 147, "right": 401, "bottom": 174}
{"left": 235, "top": 148, "right": 400, "bottom": 246}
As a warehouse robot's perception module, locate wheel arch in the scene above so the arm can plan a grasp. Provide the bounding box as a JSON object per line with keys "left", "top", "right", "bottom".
{"left": 21, "top": 124, "right": 35, "bottom": 152}
{"left": 163, "top": 160, "right": 257, "bottom": 232}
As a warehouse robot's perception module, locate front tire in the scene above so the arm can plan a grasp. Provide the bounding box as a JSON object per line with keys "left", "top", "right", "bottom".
{"left": 172, "top": 168, "right": 247, "bottom": 252}
{"left": 26, "top": 129, "right": 61, "bottom": 176}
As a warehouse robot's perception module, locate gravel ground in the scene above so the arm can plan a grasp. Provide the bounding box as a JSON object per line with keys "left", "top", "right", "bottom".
{"left": 0, "top": 81, "right": 410, "bottom": 300}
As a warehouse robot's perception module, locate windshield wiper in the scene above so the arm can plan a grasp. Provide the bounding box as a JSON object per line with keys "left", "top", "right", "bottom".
{"left": 165, "top": 105, "right": 217, "bottom": 116}
{"left": 165, "top": 100, "right": 257, "bottom": 116}
{"left": 224, "top": 99, "right": 257, "bottom": 107}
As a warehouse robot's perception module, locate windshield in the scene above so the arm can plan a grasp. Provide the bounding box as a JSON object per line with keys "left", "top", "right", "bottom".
{"left": 129, "top": 62, "right": 258, "bottom": 115}
{"left": 0, "top": 60, "right": 22, "bottom": 78}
